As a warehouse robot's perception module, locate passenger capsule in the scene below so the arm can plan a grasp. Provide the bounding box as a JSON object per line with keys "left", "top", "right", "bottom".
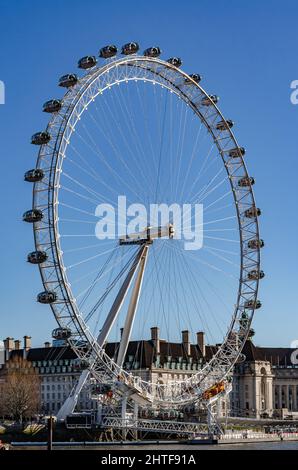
{"left": 247, "top": 239, "right": 264, "bottom": 249}
{"left": 24, "top": 168, "right": 44, "bottom": 182}
{"left": 43, "top": 99, "right": 62, "bottom": 113}
{"left": 143, "top": 46, "right": 161, "bottom": 58}
{"left": 27, "top": 250, "right": 48, "bottom": 264}
{"left": 23, "top": 209, "right": 43, "bottom": 223}
{"left": 59, "top": 74, "right": 78, "bottom": 88}
{"left": 248, "top": 269, "right": 265, "bottom": 280}
{"left": 248, "top": 328, "right": 255, "bottom": 338}
{"left": 238, "top": 176, "right": 255, "bottom": 187}
{"left": 228, "top": 147, "right": 246, "bottom": 158}
{"left": 78, "top": 56, "right": 97, "bottom": 69}
{"left": 91, "top": 383, "right": 112, "bottom": 395}
{"left": 167, "top": 57, "right": 182, "bottom": 67}
{"left": 121, "top": 42, "right": 139, "bottom": 55}
{"left": 244, "top": 207, "right": 261, "bottom": 218}
{"left": 31, "top": 131, "right": 51, "bottom": 145}
{"left": 201, "top": 94, "right": 219, "bottom": 106}
{"left": 52, "top": 327, "right": 72, "bottom": 340}
{"left": 99, "top": 45, "right": 117, "bottom": 58}
{"left": 244, "top": 299, "right": 262, "bottom": 309}
{"left": 37, "top": 291, "right": 57, "bottom": 304}
{"left": 185, "top": 73, "right": 202, "bottom": 84}
{"left": 239, "top": 312, "right": 249, "bottom": 326}
{"left": 216, "top": 119, "right": 234, "bottom": 131}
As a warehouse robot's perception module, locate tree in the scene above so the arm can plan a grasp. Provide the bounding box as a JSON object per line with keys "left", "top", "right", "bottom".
{"left": 0, "top": 355, "right": 41, "bottom": 422}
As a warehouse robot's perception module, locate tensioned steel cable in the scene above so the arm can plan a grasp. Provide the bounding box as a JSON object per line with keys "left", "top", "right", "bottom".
{"left": 83, "top": 248, "right": 139, "bottom": 324}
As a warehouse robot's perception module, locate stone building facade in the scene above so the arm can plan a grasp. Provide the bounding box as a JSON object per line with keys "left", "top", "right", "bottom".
{"left": 230, "top": 341, "right": 298, "bottom": 419}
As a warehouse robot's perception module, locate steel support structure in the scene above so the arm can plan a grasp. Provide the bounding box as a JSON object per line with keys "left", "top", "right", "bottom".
{"left": 29, "top": 53, "right": 262, "bottom": 411}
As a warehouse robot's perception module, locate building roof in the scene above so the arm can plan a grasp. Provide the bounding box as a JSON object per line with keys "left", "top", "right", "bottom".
{"left": 241, "top": 341, "right": 295, "bottom": 366}
{"left": 4, "top": 339, "right": 214, "bottom": 370}
{"left": 104, "top": 339, "right": 215, "bottom": 368}
{"left": 3, "top": 339, "right": 296, "bottom": 369}
{"left": 8, "top": 346, "right": 77, "bottom": 362}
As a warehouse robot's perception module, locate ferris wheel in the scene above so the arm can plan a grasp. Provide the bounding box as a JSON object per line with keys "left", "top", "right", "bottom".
{"left": 23, "top": 42, "right": 263, "bottom": 413}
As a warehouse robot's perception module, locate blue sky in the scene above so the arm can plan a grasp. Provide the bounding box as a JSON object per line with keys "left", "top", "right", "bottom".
{"left": 0, "top": 0, "right": 297, "bottom": 347}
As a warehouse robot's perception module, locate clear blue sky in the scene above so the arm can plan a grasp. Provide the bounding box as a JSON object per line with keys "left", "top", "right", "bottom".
{"left": 0, "top": 0, "right": 297, "bottom": 347}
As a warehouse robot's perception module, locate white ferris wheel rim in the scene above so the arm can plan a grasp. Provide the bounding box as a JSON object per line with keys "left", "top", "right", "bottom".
{"left": 30, "top": 53, "right": 261, "bottom": 406}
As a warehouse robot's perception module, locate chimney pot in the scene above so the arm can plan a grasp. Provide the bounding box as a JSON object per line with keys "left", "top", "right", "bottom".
{"left": 44, "top": 342, "right": 51, "bottom": 348}
{"left": 14, "top": 340, "right": 21, "bottom": 350}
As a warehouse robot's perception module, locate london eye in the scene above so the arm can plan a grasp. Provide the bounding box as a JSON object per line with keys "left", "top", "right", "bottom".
{"left": 23, "top": 42, "right": 263, "bottom": 421}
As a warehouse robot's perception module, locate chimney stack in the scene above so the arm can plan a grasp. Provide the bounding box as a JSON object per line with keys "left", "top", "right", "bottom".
{"left": 14, "top": 340, "right": 21, "bottom": 350}
{"left": 182, "top": 330, "right": 191, "bottom": 356}
{"left": 151, "top": 327, "right": 160, "bottom": 355}
{"left": 23, "top": 335, "right": 31, "bottom": 351}
{"left": 3, "top": 337, "right": 14, "bottom": 352}
{"left": 197, "top": 331, "right": 206, "bottom": 358}
{"left": 44, "top": 342, "right": 51, "bottom": 348}
{"left": 3, "top": 337, "right": 14, "bottom": 361}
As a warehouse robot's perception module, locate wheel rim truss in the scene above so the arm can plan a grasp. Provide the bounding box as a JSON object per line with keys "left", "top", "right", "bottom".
{"left": 31, "top": 55, "right": 261, "bottom": 406}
